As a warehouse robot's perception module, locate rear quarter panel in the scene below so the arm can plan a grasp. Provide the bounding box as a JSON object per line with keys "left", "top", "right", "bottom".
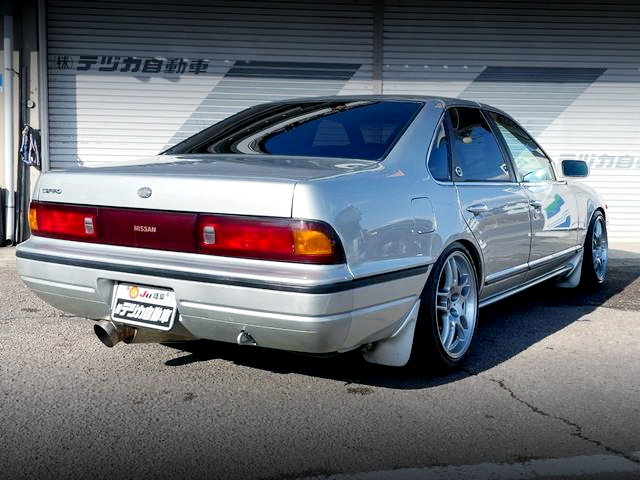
{"left": 292, "top": 99, "right": 477, "bottom": 281}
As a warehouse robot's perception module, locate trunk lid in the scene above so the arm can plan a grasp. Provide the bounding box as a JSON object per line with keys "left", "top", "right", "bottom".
{"left": 35, "top": 154, "right": 377, "bottom": 217}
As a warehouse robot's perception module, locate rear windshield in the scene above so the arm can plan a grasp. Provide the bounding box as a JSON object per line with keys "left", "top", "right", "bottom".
{"left": 164, "top": 100, "right": 422, "bottom": 161}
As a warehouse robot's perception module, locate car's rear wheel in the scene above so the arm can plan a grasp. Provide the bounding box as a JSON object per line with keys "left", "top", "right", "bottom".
{"left": 411, "top": 242, "right": 479, "bottom": 372}
{"left": 580, "top": 211, "right": 608, "bottom": 289}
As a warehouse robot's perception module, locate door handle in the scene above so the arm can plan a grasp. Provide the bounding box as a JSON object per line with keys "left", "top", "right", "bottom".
{"left": 467, "top": 204, "right": 489, "bottom": 215}
{"left": 529, "top": 200, "right": 543, "bottom": 209}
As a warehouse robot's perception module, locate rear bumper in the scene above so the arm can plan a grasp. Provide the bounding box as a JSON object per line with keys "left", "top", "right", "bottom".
{"left": 16, "top": 237, "right": 429, "bottom": 354}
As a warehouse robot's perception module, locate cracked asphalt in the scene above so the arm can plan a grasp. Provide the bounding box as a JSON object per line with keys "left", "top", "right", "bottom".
{"left": 1, "top": 245, "right": 639, "bottom": 480}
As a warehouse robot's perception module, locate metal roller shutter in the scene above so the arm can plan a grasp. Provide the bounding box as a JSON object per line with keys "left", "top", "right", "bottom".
{"left": 46, "top": 0, "right": 374, "bottom": 168}
{"left": 384, "top": 0, "right": 640, "bottom": 242}
{"left": 46, "top": 0, "right": 640, "bottom": 241}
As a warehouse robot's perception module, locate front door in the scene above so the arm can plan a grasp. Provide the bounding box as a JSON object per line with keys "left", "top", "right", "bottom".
{"left": 487, "top": 111, "right": 580, "bottom": 277}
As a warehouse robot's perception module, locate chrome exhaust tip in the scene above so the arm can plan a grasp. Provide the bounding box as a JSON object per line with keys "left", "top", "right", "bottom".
{"left": 237, "top": 330, "right": 257, "bottom": 346}
{"left": 94, "top": 320, "right": 195, "bottom": 347}
{"left": 94, "top": 320, "right": 134, "bottom": 347}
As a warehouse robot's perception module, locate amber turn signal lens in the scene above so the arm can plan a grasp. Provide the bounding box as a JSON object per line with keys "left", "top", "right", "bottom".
{"left": 28, "top": 207, "right": 39, "bottom": 232}
{"left": 293, "top": 229, "right": 334, "bottom": 256}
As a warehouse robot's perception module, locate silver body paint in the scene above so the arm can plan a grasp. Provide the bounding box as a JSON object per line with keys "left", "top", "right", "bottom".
{"left": 16, "top": 96, "right": 606, "bottom": 365}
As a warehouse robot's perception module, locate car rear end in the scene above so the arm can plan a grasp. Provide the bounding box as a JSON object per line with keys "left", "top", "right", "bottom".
{"left": 16, "top": 98, "right": 431, "bottom": 357}
{"left": 16, "top": 158, "right": 423, "bottom": 355}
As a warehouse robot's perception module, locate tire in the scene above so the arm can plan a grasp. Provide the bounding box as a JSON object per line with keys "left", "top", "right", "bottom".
{"left": 410, "top": 242, "right": 479, "bottom": 372}
{"left": 579, "top": 211, "right": 608, "bottom": 289}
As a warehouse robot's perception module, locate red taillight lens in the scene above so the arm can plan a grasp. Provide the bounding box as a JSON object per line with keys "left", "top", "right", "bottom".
{"left": 28, "top": 202, "right": 345, "bottom": 265}
{"left": 29, "top": 202, "right": 99, "bottom": 241}
{"left": 197, "top": 215, "right": 344, "bottom": 264}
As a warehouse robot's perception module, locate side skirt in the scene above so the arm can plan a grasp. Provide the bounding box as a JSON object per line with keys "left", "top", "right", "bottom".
{"left": 479, "top": 263, "right": 574, "bottom": 309}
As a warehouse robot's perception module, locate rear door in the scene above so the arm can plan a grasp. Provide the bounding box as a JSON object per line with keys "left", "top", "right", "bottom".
{"left": 445, "top": 107, "right": 532, "bottom": 301}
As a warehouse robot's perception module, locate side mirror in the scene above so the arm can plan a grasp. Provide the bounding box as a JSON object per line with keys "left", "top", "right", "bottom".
{"left": 561, "top": 159, "right": 589, "bottom": 178}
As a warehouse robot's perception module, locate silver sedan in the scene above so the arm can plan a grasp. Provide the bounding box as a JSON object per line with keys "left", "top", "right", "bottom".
{"left": 16, "top": 96, "right": 608, "bottom": 371}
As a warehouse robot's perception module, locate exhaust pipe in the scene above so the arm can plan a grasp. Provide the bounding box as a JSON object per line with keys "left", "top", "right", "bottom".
{"left": 94, "top": 320, "right": 134, "bottom": 347}
{"left": 94, "top": 320, "right": 194, "bottom": 347}
{"left": 236, "top": 329, "right": 257, "bottom": 346}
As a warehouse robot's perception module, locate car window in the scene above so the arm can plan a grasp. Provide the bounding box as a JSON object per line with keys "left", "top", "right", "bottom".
{"left": 262, "top": 102, "right": 420, "bottom": 160}
{"left": 173, "top": 100, "right": 422, "bottom": 161}
{"left": 447, "top": 107, "right": 511, "bottom": 182}
{"left": 311, "top": 120, "right": 350, "bottom": 146}
{"left": 489, "top": 112, "right": 556, "bottom": 183}
{"left": 427, "top": 120, "right": 450, "bottom": 181}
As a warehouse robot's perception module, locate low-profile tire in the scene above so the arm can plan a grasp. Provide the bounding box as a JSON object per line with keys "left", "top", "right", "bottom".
{"left": 579, "top": 210, "right": 608, "bottom": 290}
{"left": 410, "top": 242, "right": 479, "bottom": 372}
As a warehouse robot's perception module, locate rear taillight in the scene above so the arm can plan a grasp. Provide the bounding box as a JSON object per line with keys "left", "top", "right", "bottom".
{"left": 29, "top": 202, "right": 98, "bottom": 241}
{"left": 197, "top": 215, "right": 344, "bottom": 264}
{"left": 27, "top": 202, "right": 345, "bottom": 265}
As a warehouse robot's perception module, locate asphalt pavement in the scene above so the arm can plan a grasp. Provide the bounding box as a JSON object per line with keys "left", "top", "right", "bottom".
{"left": 0, "top": 242, "right": 639, "bottom": 480}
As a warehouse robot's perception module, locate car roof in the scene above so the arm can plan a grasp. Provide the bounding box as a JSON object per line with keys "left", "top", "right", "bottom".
{"left": 258, "top": 94, "right": 499, "bottom": 111}
{"left": 250, "top": 95, "right": 512, "bottom": 121}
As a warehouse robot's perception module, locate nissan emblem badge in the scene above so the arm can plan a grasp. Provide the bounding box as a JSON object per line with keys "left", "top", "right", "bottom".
{"left": 137, "top": 187, "right": 152, "bottom": 199}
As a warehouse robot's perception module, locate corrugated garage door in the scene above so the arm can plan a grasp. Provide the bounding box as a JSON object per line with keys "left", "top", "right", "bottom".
{"left": 47, "top": 0, "right": 640, "bottom": 241}
{"left": 46, "top": 0, "right": 374, "bottom": 167}
{"left": 384, "top": 0, "right": 640, "bottom": 242}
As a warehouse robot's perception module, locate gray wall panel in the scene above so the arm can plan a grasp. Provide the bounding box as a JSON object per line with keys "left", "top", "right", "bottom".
{"left": 46, "top": 0, "right": 374, "bottom": 167}
{"left": 383, "top": 0, "right": 640, "bottom": 241}
{"left": 46, "top": 0, "right": 640, "bottom": 240}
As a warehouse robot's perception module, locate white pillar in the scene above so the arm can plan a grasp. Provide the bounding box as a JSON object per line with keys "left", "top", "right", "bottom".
{"left": 3, "top": 0, "right": 14, "bottom": 244}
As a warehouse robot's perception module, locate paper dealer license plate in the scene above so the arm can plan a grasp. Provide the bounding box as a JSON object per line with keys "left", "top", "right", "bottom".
{"left": 111, "top": 283, "right": 177, "bottom": 331}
